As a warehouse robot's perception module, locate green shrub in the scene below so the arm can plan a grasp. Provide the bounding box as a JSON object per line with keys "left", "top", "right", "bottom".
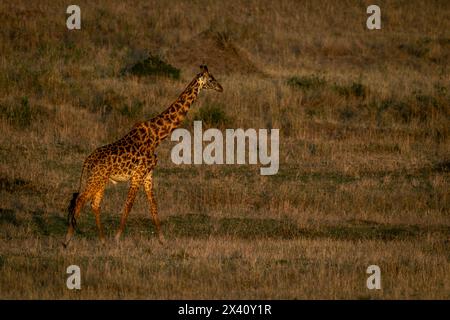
{"left": 89, "top": 89, "right": 126, "bottom": 116}
{"left": 194, "top": 104, "right": 231, "bottom": 127}
{"left": 377, "top": 99, "right": 411, "bottom": 124}
{"left": 125, "top": 53, "right": 180, "bottom": 79}
{"left": 119, "top": 100, "right": 144, "bottom": 119}
{"left": 339, "top": 107, "right": 356, "bottom": 122}
{"left": 433, "top": 160, "right": 450, "bottom": 173}
{"left": 287, "top": 75, "right": 325, "bottom": 90}
{"left": 1, "top": 97, "right": 33, "bottom": 128}
{"left": 333, "top": 82, "right": 366, "bottom": 98}
{"left": 398, "top": 39, "right": 431, "bottom": 58}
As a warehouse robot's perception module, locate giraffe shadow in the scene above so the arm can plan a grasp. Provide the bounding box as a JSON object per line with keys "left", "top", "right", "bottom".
{"left": 32, "top": 211, "right": 68, "bottom": 236}
{"left": 162, "top": 214, "right": 450, "bottom": 241}
{"left": 164, "top": 214, "right": 306, "bottom": 240}
{"left": 0, "top": 208, "right": 68, "bottom": 236}
{"left": 3, "top": 209, "right": 448, "bottom": 241}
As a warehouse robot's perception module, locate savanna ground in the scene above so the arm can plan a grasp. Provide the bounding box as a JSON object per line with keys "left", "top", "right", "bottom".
{"left": 0, "top": 0, "right": 449, "bottom": 299}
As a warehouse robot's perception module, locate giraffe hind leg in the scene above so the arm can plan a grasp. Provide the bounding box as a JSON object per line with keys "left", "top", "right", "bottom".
{"left": 63, "top": 177, "right": 106, "bottom": 247}
{"left": 91, "top": 186, "right": 106, "bottom": 244}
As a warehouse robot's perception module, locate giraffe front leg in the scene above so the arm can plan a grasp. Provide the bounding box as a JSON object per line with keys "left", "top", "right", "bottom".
{"left": 114, "top": 177, "right": 141, "bottom": 242}
{"left": 144, "top": 172, "right": 165, "bottom": 244}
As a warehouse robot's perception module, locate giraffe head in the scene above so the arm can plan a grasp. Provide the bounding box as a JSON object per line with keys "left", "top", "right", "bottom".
{"left": 198, "top": 65, "right": 223, "bottom": 92}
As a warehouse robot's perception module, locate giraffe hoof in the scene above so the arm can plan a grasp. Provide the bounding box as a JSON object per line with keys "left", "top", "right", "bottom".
{"left": 158, "top": 235, "right": 166, "bottom": 245}
{"left": 62, "top": 239, "right": 71, "bottom": 248}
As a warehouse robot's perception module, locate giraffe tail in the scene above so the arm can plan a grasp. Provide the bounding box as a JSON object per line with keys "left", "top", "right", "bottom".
{"left": 67, "top": 192, "right": 79, "bottom": 229}
{"left": 67, "top": 160, "right": 89, "bottom": 229}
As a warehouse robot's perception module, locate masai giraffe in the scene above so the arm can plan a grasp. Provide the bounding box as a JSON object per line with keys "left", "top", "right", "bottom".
{"left": 63, "top": 65, "right": 223, "bottom": 247}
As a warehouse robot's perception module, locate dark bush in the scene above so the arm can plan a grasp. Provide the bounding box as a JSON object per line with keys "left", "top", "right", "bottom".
{"left": 124, "top": 53, "right": 180, "bottom": 79}
{"left": 0, "top": 97, "right": 33, "bottom": 128}
{"left": 119, "top": 100, "right": 144, "bottom": 119}
{"left": 194, "top": 104, "right": 231, "bottom": 127}
{"left": 333, "top": 82, "right": 366, "bottom": 98}
{"left": 287, "top": 75, "right": 325, "bottom": 90}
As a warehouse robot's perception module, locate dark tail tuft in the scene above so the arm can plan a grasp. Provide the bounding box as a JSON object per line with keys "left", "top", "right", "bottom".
{"left": 67, "top": 192, "right": 79, "bottom": 229}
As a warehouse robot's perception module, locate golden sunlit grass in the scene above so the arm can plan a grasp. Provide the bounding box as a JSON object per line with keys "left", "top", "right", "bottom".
{"left": 0, "top": 0, "right": 449, "bottom": 299}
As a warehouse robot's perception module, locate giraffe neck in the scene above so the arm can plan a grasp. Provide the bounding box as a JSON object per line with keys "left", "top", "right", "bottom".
{"left": 149, "top": 76, "right": 202, "bottom": 143}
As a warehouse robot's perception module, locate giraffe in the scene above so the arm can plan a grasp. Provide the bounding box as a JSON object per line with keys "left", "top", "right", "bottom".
{"left": 63, "top": 65, "right": 223, "bottom": 247}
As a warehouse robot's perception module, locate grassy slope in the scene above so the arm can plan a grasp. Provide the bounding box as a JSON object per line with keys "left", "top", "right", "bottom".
{"left": 0, "top": 0, "right": 449, "bottom": 299}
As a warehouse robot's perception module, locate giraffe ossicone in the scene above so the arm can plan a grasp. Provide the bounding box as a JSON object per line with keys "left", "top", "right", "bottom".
{"left": 63, "top": 65, "right": 223, "bottom": 247}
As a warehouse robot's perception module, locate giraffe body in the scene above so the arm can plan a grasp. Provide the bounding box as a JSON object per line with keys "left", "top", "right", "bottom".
{"left": 83, "top": 123, "right": 157, "bottom": 185}
{"left": 63, "top": 65, "right": 222, "bottom": 247}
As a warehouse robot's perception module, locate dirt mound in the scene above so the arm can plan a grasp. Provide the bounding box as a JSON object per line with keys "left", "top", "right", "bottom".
{"left": 167, "top": 30, "right": 263, "bottom": 76}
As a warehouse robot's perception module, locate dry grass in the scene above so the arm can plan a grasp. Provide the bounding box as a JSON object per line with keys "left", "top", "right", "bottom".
{"left": 0, "top": 0, "right": 449, "bottom": 299}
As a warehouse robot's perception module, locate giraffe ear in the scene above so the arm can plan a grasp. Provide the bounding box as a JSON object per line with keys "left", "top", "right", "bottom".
{"left": 200, "top": 65, "right": 208, "bottom": 73}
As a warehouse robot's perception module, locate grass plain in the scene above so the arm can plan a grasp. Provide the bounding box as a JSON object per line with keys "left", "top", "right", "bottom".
{"left": 0, "top": 0, "right": 449, "bottom": 299}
